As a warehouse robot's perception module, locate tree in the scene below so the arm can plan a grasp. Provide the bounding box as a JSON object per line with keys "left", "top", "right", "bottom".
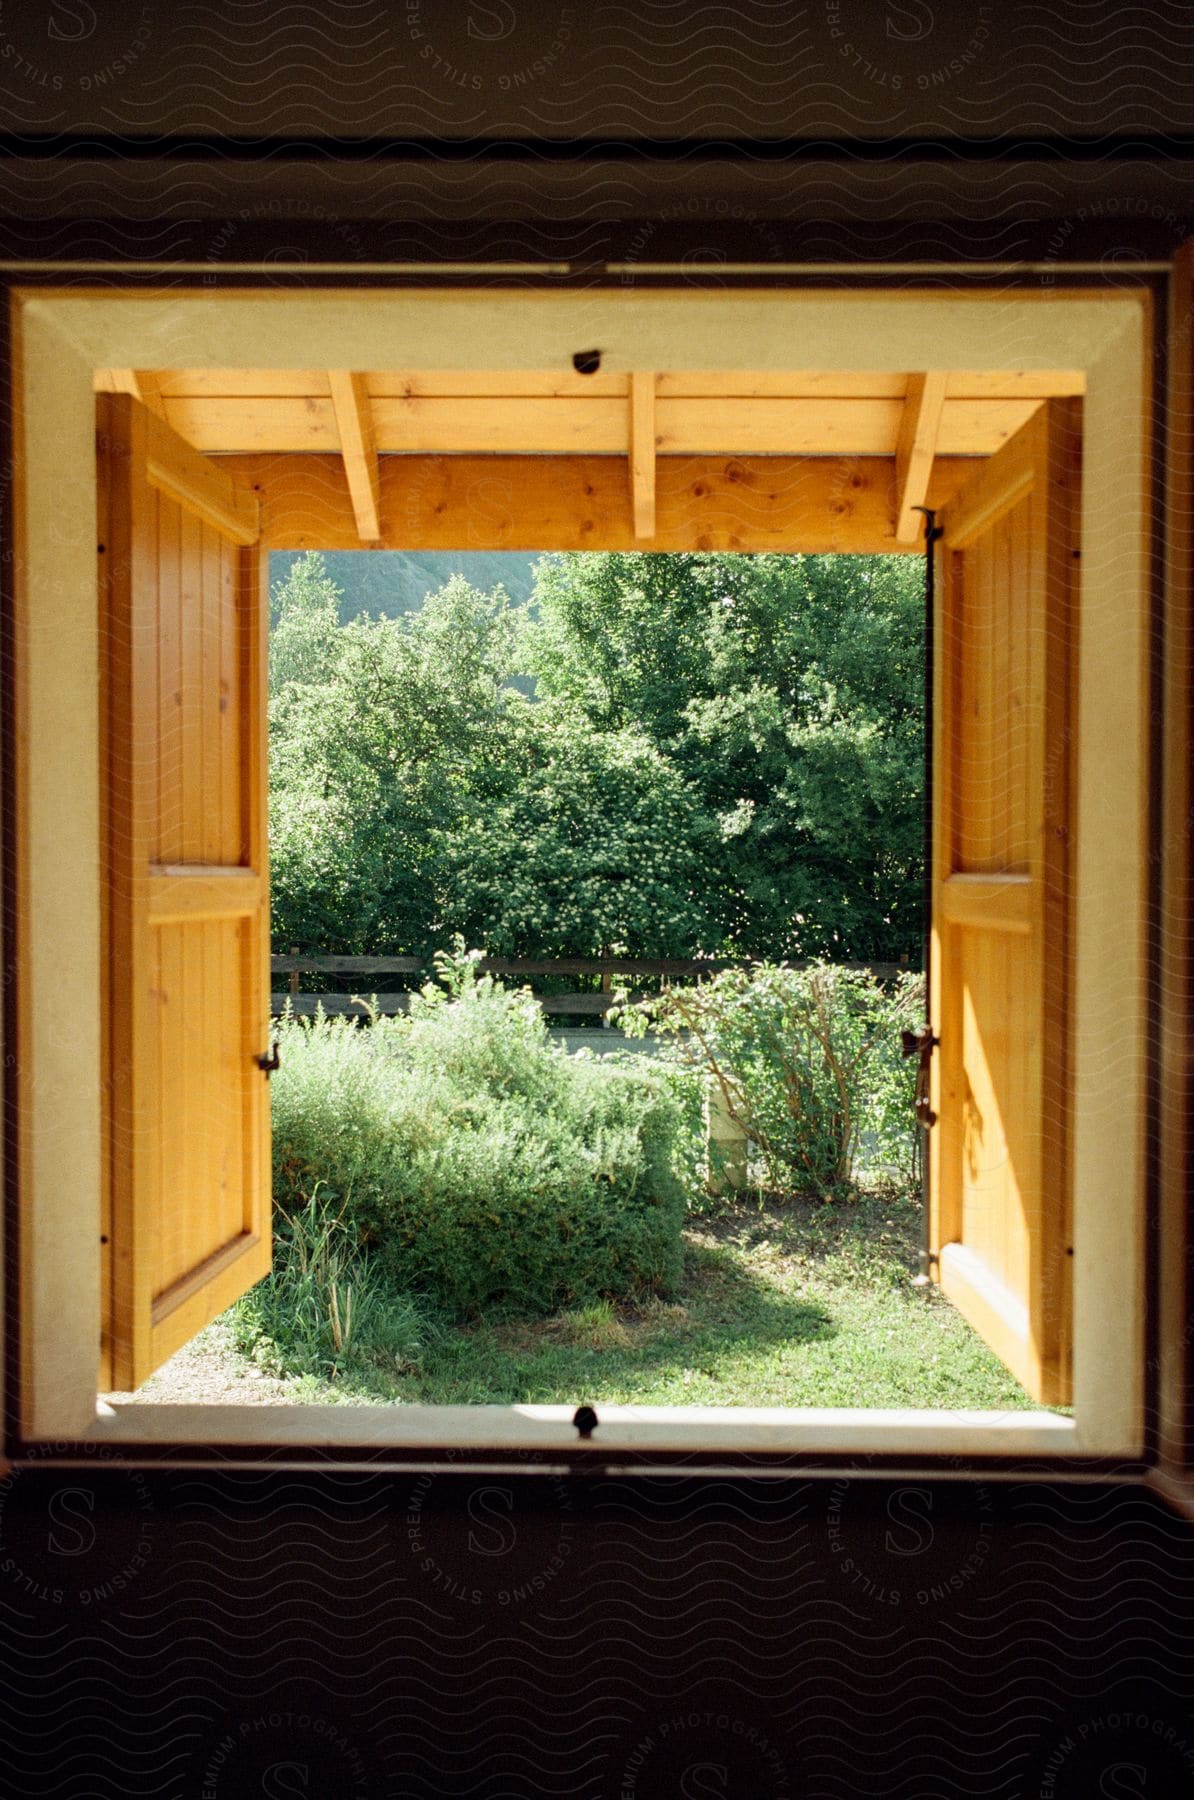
{"left": 268, "top": 558, "right": 527, "bottom": 953}
{"left": 268, "top": 548, "right": 924, "bottom": 965}
{"left": 527, "top": 551, "right": 924, "bottom": 963}
{"left": 267, "top": 557, "right": 718, "bottom": 959}
{"left": 268, "top": 548, "right": 343, "bottom": 695}
{"left": 441, "top": 704, "right": 718, "bottom": 958}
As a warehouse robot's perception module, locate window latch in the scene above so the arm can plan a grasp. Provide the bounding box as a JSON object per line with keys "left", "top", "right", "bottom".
{"left": 900, "top": 1025, "right": 938, "bottom": 1129}
{"left": 257, "top": 1041, "right": 281, "bottom": 1077}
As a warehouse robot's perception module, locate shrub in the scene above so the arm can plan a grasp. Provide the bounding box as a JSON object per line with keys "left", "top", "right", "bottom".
{"left": 229, "top": 1183, "right": 431, "bottom": 1382}
{"left": 862, "top": 971, "right": 927, "bottom": 1186}
{"left": 268, "top": 953, "right": 696, "bottom": 1316}
{"left": 631, "top": 961, "right": 925, "bottom": 1197}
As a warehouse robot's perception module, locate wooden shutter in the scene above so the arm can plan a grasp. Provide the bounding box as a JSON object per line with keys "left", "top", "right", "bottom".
{"left": 99, "top": 393, "right": 271, "bottom": 1392}
{"left": 929, "top": 401, "right": 1079, "bottom": 1407}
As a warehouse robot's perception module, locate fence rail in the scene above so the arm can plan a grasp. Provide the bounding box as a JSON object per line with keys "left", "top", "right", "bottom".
{"left": 270, "top": 952, "right": 912, "bottom": 1019}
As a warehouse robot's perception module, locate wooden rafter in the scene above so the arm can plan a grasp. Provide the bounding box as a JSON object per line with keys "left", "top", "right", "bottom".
{"left": 142, "top": 406, "right": 259, "bottom": 546}
{"left": 327, "top": 369, "right": 381, "bottom": 543}
{"left": 895, "top": 371, "right": 949, "bottom": 543}
{"left": 630, "top": 371, "right": 656, "bottom": 541}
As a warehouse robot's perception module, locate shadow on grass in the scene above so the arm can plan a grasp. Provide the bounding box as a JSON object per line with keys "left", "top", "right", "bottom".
{"left": 380, "top": 1234, "right": 839, "bottom": 1406}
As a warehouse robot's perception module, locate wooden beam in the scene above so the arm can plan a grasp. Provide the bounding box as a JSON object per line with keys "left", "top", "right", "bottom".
{"left": 131, "top": 372, "right": 167, "bottom": 419}
{"left": 630, "top": 371, "right": 656, "bottom": 541}
{"left": 139, "top": 368, "right": 1086, "bottom": 402}
{"left": 156, "top": 392, "right": 1040, "bottom": 458}
{"left": 154, "top": 368, "right": 333, "bottom": 397}
{"left": 93, "top": 369, "right": 167, "bottom": 419}
{"left": 141, "top": 405, "right": 259, "bottom": 546}
{"left": 895, "top": 371, "right": 949, "bottom": 543}
{"left": 327, "top": 369, "right": 381, "bottom": 542}
{"left": 223, "top": 452, "right": 972, "bottom": 555}
{"left": 96, "top": 368, "right": 142, "bottom": 399}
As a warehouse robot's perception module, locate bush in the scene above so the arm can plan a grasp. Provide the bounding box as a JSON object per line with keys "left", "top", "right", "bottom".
{"left": 268, "top": 951, "right": 696, "bottom": 1317}
{"left": 229, "top": 1183, "right": 432, "bottom": 1382}
{"left": 862, "top": 972, "right": 926, "bottom": 1187}
{"left": 631, "top": 961, "right": 925, "bottom": 1197}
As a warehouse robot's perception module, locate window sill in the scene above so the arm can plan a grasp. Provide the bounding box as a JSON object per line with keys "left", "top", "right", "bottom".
{"left": 67, "top": 1400, "right": 1083, "bottom": 1471}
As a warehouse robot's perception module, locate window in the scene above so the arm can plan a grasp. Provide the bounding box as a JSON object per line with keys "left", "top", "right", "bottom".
{"left": 7, "top": 283, "right": 1151, "bottom": 1465}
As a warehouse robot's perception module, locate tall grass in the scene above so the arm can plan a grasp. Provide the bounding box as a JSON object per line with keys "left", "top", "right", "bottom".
{"left": 229, "top": 1182, "right": 430, "bottom": 1382}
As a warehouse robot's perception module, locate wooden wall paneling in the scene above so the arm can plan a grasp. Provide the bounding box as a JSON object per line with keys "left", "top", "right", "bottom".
{"left": 155, "top": 391, "right": 1043, "bottom": 458}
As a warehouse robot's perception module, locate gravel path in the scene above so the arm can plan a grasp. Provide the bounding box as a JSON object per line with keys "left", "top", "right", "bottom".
{"left": 104, "top": 1322, "right": 374, "bottom": 1407}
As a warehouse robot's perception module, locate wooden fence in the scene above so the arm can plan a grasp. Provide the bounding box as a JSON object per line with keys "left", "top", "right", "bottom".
{"left": 270, "top": 952, "right": 912, "bottom": 1019}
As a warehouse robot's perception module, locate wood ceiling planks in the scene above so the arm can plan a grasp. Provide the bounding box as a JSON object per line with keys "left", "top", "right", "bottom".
{"left": 134, "top": 368, "right": 1085, "bottom": 401}
{"left": 94, "top": 367, "right": 1083, "bottom": 546}
{"left": 124, "top": 390, "right": 1046, "bottom": 458}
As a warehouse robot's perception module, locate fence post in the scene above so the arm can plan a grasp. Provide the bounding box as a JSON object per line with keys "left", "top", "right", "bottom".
{"left": 705, "top": 1076, "right": 748, "bottom": 1195}
{"left": 289, "top": 947, "right": 299, "bottom": 999}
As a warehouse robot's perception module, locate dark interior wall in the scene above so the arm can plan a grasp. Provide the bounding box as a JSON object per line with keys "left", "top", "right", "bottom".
{"left": 1, "top": 0, "right": 1193, "bottom": 262}
{"left": 2, "top": 0, "right": 1193, "bottom": 139}
{"left": 3, "top": 3, "right": 1193, "bottom": 1794}
{"left": 2, "top": 1470, "right": 1194, "bottom": 1799}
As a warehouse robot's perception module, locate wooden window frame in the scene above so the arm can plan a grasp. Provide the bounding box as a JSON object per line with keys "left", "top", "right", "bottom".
{"left": 4, "top": 281, "right": 1153, "bottom": 1470}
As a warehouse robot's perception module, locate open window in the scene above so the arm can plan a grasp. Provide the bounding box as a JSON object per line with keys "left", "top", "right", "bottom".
{"left": 7, "top": 286, "right": 1150, "bottom": 1464}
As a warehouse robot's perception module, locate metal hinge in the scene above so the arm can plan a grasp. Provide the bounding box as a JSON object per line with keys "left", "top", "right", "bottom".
{"left": 901, "top": 1025, "right": 939, "bottom": 1128}
{"left": 257, "top": 1041, "right": 281, "bottom": 1077}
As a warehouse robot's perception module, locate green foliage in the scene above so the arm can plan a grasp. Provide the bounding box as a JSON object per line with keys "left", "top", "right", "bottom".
{"left": 268, "top": 558, "right": 527, "bottom": 953}
{"left": 267, "top": 953, "right": 696, "bottom": 1316}
{"left": 231, "top": 1192, "right": 1036, "bottom": 1413}
{"left": 862, "top": 973, "right": 928, "bottom": 1186}
{"left": 228, "top": 1183, "right": 431, "bottom": 1382}
{"left": 268, "top": 548, "right": 343, "bottom": 692}
{"left": 269, "top": 548, "right": 538, "bottom": 626}
{"left": 630, "top": 961, "right": 926, "bottom": 1197}
{"left": 267, "top": 547, "right": 924, "bottom": 967}
{"left": 442, "top": 705, "right": 718, "bottom": 957}
{"left": 529, "top": 551, "right": 924, "bottom": 962}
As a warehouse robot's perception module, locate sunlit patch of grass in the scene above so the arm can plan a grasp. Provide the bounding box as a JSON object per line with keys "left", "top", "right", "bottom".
{"left": 543, "top": 1299, "right": 632, "bottom": 1351}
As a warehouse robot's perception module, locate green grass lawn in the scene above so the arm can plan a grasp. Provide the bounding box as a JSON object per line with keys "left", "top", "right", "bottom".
{"left": 226, "top": 1187, "right": 1039, "bottom": 1412}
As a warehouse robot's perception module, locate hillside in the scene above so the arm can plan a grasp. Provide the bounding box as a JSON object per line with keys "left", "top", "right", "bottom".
{"left": 268, "top": 549, "right": 540, "bottom": 625}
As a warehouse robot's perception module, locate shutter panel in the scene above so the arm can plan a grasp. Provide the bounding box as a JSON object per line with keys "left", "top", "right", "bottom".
{"left": 101, "top": 393, "right": 271, "bottom": 1392}
{"left": 929, "top": 400, "right": 1079, "bottom": 1406}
